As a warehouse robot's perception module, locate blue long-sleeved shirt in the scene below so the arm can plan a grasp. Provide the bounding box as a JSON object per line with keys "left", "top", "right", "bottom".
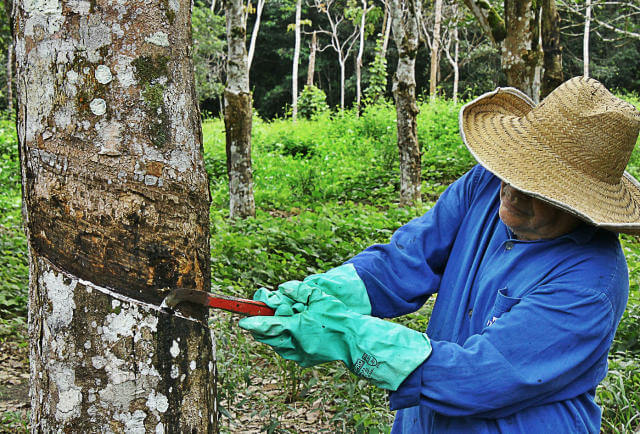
{"left": 346, "top": 165, "right": 629, "bottom": 433}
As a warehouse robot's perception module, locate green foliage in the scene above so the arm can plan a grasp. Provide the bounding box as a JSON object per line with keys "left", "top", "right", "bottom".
{"left": 0, "top": 120, "right": 27, "bottom": 331}
{"left": 363, "top": 36, "right": 388, "bottom": 105}
{"left": 192, "top": 5, "right": 226, "bottom": 104}
{"left": 296, "top": 85, "right": 329, "bottom": 120}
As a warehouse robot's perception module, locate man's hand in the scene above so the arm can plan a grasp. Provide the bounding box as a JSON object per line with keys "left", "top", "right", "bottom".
{"left": 252, "top": 264, "right": 372, "bottom": 315}
{"left": 239, "top": 283, "right": 432, "bottom": 391}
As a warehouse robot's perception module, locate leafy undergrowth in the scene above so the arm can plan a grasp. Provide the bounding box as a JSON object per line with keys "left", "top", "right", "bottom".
{"left": 2, "top": 98, "right": 640, "bottom": 432}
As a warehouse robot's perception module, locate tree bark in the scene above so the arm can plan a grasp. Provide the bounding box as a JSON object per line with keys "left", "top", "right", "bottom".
{"left": 292, "top": 0, "right": 302, "bottom": 120}
{"left": 443, "top": 2, "right": 460, "bottom": 103}
{"left": 382, "top": 0, "right": 392, "bottom": 54}
{"left": 14, "top": 0, "right": 216, "bottom": 430}
{"left": 355, "top": 0, "right": 370, "bottom": 113}
{"left": 247, "top": 0, "right": 266, "bottom": 72}
{"left": 541, "top": 0, "right": 563, "bottom": 98}
{"left": 391, "top": 0, "right": 421, "bottom": 205}
{"left": 6, "top": 42, "right": 12, "bottom": 113}
{"left": 307, "top": 31, "right": 317, "bottom": 86}
{"left": 429, "top": 0, "right": 443, "bottom": 101}
{"left": 503, "top": 0, "right": 543, "bottom": 101}
{"left": 583, "top": 0, "right": 592, "bottom": 77}
{"left": 225, "top": 0, "right": 256, "bottom": 218}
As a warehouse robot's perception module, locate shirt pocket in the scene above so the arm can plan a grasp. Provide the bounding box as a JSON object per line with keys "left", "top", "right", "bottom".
{"left": 485, "top": 287, "right": 521, "bottom": 328}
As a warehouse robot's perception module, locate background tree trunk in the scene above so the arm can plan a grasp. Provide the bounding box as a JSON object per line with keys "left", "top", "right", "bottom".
{"left": 541, "top": 0, "right": 563, "bottom": 98}
{"left": 391, "top": 0, "right": 421, "bottom": 205}
{"left": 6, "top": 42, "right": 12, "bottom": 114}
{"left": 429, "top": 0, "right": 443, "bottom": 101}
{"left": 583, "top": 0, "right": 592, "bottom": 77}
{"left": 503, "top": 0, "right": 543, "bottom": 101}
{"left": 382, "top": 0, "right": 392, "bottom": 54}
{"left": 355, "top": 0, "right": 371, "bottom": 113}
{"left": 247, "top": 0, "right": 266, "bottom": 72}
{"left": 225, "top": 0, "right": 256, "bottom": 218}
{"left": 292, "top": 0, "right": 302, "bottom": 120}
{"left": 443, "top": 2, "right": 460, "bottom": 103}
{"left": 14, "top": 0, "right": 216, "bottom": 430}
{"left": 307, "top": 31, "right": 317, "bottom": 86}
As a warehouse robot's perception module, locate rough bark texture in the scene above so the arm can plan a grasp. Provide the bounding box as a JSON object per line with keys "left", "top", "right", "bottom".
{"left": 503, "top": 0, "right": 543, "bottom": 101}
{"left": 225, "top": 0, "right": 255, "bottom": 218}
{"left": 14, "top": 0, "right": 217, "bottom": 430}
{"left": 391, "top": 0, "right": 421, "bottom": 205}
{"left": 541, "top": 0, "right": 563, "bottom": 98}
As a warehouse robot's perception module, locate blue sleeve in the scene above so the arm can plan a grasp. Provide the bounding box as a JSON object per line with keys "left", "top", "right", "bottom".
{"left": 389, "top": 270, "right": 622, "bottom": 418}
{"left": 346, "top": 165, "right": 484, "bottom": 318}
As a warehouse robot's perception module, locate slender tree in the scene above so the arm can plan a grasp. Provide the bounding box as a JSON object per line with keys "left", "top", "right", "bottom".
{"left": 443, "top": 2, "right": 461, "bottom": 102}
{"left": 429, "top": 0, "right": 443, "bottom": 100}
{"left": 247, "top": 0, "right": 267, "bottom": 71}
{"left": 292, "top": 0, "right": 302, "bottom": 120}
{"left": 390, "top": 0, "right": 422, "bottom": 205}
{"left": 14, "top": 0, "right": 216, "bottom": 430}
{"left": 225, "top": 0, "right": 256, "bottom": 217}
{"left": 314, "top": 0, "right": 359, "bottom": 110}
{"left": 355, "top": 0, "right": 374, "bottom": 112}
{"left": 541, "top": 0, "right": 563, "bottom": 97}
{"left": 307, "top": 30, "right": 317, "bottom": 86}
{"left": 584, "top": 0, "right": 592, "bottom": 76}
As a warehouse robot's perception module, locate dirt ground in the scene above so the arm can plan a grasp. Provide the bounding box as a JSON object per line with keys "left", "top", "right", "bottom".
{"left": 0, "top": 338, "right": 29, "bottom": 433}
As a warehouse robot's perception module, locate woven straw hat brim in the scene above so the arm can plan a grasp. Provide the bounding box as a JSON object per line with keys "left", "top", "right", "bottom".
{"left": 460, "top": 87, "right": 640, "bottom": 235}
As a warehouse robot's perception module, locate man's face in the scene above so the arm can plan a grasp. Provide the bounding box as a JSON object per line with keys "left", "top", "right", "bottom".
{"left": 499, "top": 181, "right": 580, "bottom": 240}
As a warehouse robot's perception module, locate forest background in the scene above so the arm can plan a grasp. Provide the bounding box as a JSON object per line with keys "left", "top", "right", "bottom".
{"left": 2, "top": 0, "right": 640, "bottom": 431}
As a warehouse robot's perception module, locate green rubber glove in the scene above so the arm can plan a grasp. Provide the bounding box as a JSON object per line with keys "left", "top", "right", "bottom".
{"left": 253, "top": 264, "right": 372, "bottom": 315}
{"left": 239, "top": 285, "right": 432, "bottom": 391}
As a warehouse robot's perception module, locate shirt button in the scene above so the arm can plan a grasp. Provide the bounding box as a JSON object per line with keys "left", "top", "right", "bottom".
{"left": 505, "top": 241, "right": 514, "bottom": 250}
{"left": 468, "top": 309, "right": 473, "bottom": 318}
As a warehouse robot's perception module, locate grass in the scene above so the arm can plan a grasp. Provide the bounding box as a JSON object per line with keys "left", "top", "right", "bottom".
{"left": 2, "top": 97, "right": 640, "bottom": 432}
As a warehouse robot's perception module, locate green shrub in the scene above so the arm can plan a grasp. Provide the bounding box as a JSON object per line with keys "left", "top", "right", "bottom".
{"left": 297, "top": 85, "right": 329, "bottom": 120}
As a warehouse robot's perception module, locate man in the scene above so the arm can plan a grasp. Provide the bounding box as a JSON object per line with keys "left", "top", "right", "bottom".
{"left": 239, "top": 76, "right": 640, "bottom": 432}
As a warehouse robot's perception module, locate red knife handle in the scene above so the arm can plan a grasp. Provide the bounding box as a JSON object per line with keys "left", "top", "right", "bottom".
{"left": 207, "top": 293, "right": 276, "bottom": 316}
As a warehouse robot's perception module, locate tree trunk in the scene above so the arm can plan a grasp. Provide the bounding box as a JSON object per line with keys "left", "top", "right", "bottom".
{"left": 444, "top": 2, "right": 460, "bottom": 103}
{"left": 307, "top": 31, "right": 317, "bottom": 86}
{"left": 429, "top": 0, "right": 443, "bottom": 101}
{"left": 583, "top": 0, "right": 591, "bottom": 77}
{"left": 382, "top": 0, "right": 392, "bottom": 54}
{"left": 6, "top": 42, "right": 12, "bottom": 114}
{"left": 391, "top": 0, "right": 421, "bottom": 205}
{"left": 340, "top": 59, "right": 346, "bottom": 110}
{"left": 225, "top": 0, "right": 256, "bottom": 218}
{"left": 14, "top": 0, "right": 217, "bottom": 430}
{"left": 292, "top": 0, "right": 302, "bottom": 120}
{"left": 247, "top": 0, "right": 266, "bottom": 72}
{"left": 540, "top": 0, "right": 563, "bottom": 98}
{"left": 503, "top": 0, "right": 543, "bottom": 101}
{"left": 355, "top": 0, "right": 368, "bottom": 113}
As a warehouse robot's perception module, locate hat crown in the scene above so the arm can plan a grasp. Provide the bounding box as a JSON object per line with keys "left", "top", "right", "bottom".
{"left": 527, "top": 76, "right": 640, "bottom": 183}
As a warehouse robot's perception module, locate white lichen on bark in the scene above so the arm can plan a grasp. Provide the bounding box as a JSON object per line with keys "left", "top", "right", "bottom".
{"left": 16, "top": 0, "right": 216, "bottom": 428}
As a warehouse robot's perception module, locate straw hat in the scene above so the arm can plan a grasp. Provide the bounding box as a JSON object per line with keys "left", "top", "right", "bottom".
{"left": 459, "top": 76, "right": 640, "bottom": 235}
